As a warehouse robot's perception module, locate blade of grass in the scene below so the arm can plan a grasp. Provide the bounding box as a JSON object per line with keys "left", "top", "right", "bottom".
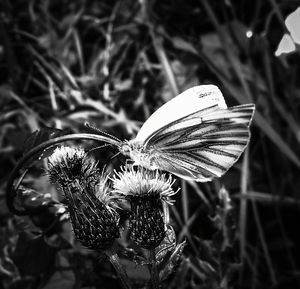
{"left": 186, "top": 180, "right": 210, "bottom": 206}
{"left": 201, "top": 0, "right": 253, "bottom": 102}
{"left": 85, "top": 99, "right": 139, "bottom": 132}
{"left": 199, "top": 0, "right": 300, "bottom": 167}
{"left": 187, "top": 258, "right": 207, "bottom": 280}
{"left": 73, "top": 29, "right": 84, "bottom": 75}
{"left": 0, "top": 10, "right": 19, "bottom": 89}
{"left": 254, "top": 111, "right": 300, "bottom": 167}
{"left": 170, "top": 206, "right": 198, "bottom": 253}
{"left": 177, "top": 210, "right": 199, "bottom": 243}
{"left": 181, "top": 180, "right": 189, "bottom": 229}
{"left": 267, "top": 0, "right": 288, "bottom": 31}
{"left": 263, "top": 42, "right": 300, "bottom": 144}
{"left": 212, "top": 61, "right": 300, "bottom": 167}
{"left": 143, "top": 0, "right": 179, "bottom": 98}
{"left": 251, "top": 200, "right": 277, "bottom": 285}
{"left": 28, "top": 46, "right": 63, "bottom": 83}
{"left": 35, "top": 61, "right": 62, "bottom": 129}
{"left": 234, "top": 190, "right": 300, "bottom": 206}
{"left": 59, "top": 62, "right": 79, "bottom": 89}
{"left": 215, "top": 71, "right": 300, "bottom": 168}
{"left": 150, "top": 30, "right": 180, "bottom": 98}
{"left": 0, "top": 87, "right": 41, "bottom": 130}
{"left": 250, "top": 240, "right": 259, "bottom": 289}
{"left": 102, "top": 3, "right": 118, "bottom": 100}
{"left": 239, "top": 147, "right": 249, "bottom": 261}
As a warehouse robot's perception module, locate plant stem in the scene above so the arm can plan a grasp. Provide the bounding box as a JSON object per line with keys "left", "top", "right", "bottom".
{"left": 149, "top": 249, "right": 160, "bottom": 289}
{"left": 104, "top": 248, "right": 132, "bottom": 289}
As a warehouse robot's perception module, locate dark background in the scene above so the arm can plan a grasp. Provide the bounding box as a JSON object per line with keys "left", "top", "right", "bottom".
{"left": 1, "top": 0, "right": 300, "bottom": 288}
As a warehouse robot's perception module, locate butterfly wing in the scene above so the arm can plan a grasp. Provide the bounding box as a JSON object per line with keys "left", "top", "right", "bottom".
{"left": 142, "top": 104, "right": 255, "bottom": 182}
{"left": 135, "top": 85, "right": 227, "bottom": 143}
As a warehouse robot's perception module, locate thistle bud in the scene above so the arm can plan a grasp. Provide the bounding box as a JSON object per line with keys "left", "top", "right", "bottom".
{"left": 112, "top": 166, "right": 177, "bottom": 249}
{"left": 66, "top": 184, "right": 120, "bottom": 250}
{"left": 127, "top": 195, "right": 165, "bottom": 249}
{"left": 48, "top": 146, "right": 120, "bottom": 250}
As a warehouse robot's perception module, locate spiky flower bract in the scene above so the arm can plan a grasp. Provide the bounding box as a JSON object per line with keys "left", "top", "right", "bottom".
{"left": 47, "top": 146, "right": 120, "bottom": 250}
{"left": 66, "top": 183, "right": 120, "bottom": 250}
{"left": 112, "top": 166, "right": 177, "bottom": 249}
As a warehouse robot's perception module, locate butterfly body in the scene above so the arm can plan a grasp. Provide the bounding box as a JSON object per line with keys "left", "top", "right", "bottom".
{"left": 119, "top": 140, "right": 160, "bottom": 170}
{"left": 87, "top": 85, "right": 255, "bottom": 182}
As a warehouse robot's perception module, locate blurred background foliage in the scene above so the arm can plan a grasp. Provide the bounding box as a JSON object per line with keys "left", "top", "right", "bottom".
{"left": 1, "top": 0, "right": 300, "bottom": 288}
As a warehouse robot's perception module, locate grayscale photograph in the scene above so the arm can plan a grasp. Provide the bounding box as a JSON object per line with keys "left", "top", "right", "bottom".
{"left": 1, "top": 1, "right": 300, "bottom": 288}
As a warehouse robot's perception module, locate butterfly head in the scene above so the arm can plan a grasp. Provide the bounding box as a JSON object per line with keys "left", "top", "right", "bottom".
{"left": 119, "top": 140, "right": 158, "bottom": 170}
{"left": 119, "top": 140, "right": 137, "bottom": 156}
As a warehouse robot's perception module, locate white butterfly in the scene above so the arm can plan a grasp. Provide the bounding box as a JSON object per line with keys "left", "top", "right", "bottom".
{"left": 86, "top": 85, "right": 255, "bottom": 182}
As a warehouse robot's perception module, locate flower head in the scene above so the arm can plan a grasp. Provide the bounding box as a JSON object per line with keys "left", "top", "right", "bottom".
{"left": 112, "top": 166, "right": 177, "bottom": 204}
{"left": 48, "top": 146, "right": 99, "bottom": 188}
{"left": 66, "top": 183, "right": 120, "bottom": 250}
{"left": 47, "top": 146, "right": 120, "bottom": 250}
{"left": 112, "top": 166, "right": 178, "bottom": 249}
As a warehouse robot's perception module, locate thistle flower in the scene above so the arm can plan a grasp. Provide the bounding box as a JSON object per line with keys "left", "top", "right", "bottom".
{"left": 47, "top": 146, "right": 99, "bottom": 190}
{"left": 112, "top": 166, "right": 177, "bottom": 249}
{"left": 48, "top": 146, "right": 120, "bottom": 250}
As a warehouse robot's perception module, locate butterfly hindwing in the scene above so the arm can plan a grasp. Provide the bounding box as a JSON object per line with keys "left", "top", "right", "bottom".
{"left": 145, "top": 104, "right": 255, "bottom": 181}
{"left": 156, "top": 152, "right": 219, "bottom": 181}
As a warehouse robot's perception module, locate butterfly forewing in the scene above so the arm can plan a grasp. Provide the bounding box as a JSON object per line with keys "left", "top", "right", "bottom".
{"left": 145, "top": 104, "right": 255, "bottom": 181}
{"left": 135, "top": 85, "right": 227, "bottom": 142}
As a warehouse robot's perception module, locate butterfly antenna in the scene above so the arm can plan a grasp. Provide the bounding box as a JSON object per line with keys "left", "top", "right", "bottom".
{"left": 84, "top": 122, "right": 122, "bottom": 143}
{"left": 110, "top": 151, "right": 121, "bottom": 161}
{"left": 86, "top": 143, "right": 112, "bottom": 155}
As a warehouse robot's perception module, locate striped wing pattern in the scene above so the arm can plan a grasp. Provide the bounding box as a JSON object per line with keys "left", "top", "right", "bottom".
{"left": 145, "top": 104, "right": 255, "bottom": 181}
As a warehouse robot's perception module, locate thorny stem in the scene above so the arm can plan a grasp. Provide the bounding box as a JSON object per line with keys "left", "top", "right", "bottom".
{"left": 105, "top": 247, "right": 132, "bottom": 289}
{"left": 149, "top": 249, "right": 160, "bottom": 289}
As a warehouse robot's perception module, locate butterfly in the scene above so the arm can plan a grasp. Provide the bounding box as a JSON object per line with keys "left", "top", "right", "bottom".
{"left": 85, "top": 85, "right": 255, "bottom": 182}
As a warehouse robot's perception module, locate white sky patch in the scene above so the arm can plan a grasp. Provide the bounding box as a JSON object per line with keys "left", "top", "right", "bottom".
{"left": 275, "top": 6, "right": 300, "bottom": 56}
